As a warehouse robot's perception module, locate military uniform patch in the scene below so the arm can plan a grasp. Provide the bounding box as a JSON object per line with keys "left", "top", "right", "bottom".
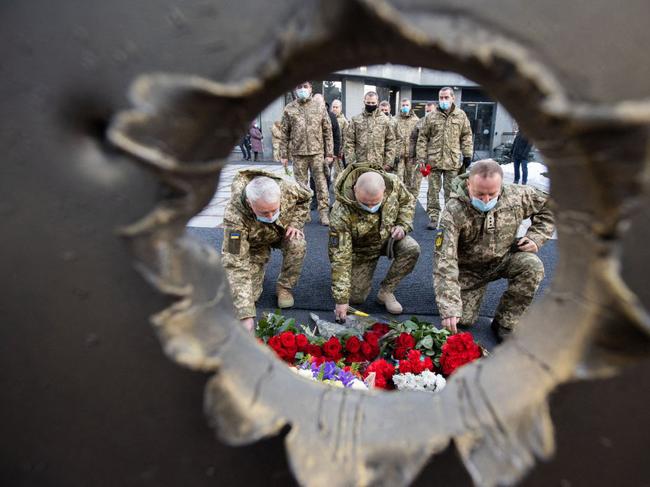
{"left": 435, "top": 228, "right": 444, "bottom": 250}
{"left": 328, "top": 231, "right": 339, "bottom": 248}
{"left": 227, "top": 230, "right": 242, "bottom": 254}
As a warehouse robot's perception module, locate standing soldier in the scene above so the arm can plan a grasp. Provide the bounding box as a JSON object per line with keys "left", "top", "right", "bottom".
{"left": 329, "top": 165, "right": 420, "bottom": 320}
{"left": 405, "top": 101, "right": 436, "bottom": 199}
{"left": 394, "top": 99, "right": 419, "bottom": 182}
{"left": 331, "top": 99, "right": 348, "bottom": 179}
{"left": 280, "top": 81, "right": 334, "bottom": 226}
{"left": 345, "top": 91, "right": 396, "bottom": 172}
{"left": 271, "top": 120, "right": 283, "bottom": 162}
{"left": 417, "top": 87, "right": 473, "bottom": 229}
{"left": 221, "top": 170, "right": 312, "bottom": 331}
{"left": 434, "top": 160, "right": 555, "bottom": 342}
{"left": 379, "top": 100, "right": 399, "bottom": 174}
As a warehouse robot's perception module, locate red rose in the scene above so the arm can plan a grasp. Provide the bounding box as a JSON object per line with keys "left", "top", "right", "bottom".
{"left": 396, "top": 332, "right": 416, "bottom": 349}
{"left": 440, "top": 332, "right": 482, "bottom": 376}
{"left": 279, "top": 331, "right": 296, "bottom": 348}
{"left": 360, "top": 342, "right": 373, "bottom": 360}
{"left": 369, "top": 344, "right": 380, "bottom": 360}
{"left": 345, "top": 336, "right": 361, "bottom": 353}
{"left": 268, "top": 336, "right": 282, "bottom": 352}
{"left": 363, "top": 331, "right": 379, "bottom": 347}
{"left": 399, "top": 360, "right": 413, "bottom": 374}
{"left": 312, "top": 355, "right": 326, "bottom": 366}
{"left": 307, "top": 344, "right": 323, "bottom": 357}
{"left": 346, "top": 353, "right": 365, "bottom": 364}
{"left": 295, "top": 334, "right": 309, "bottom": 352}
{"left": 393, "top": 346, "right": 408, "bottom": 360}
{"left": 323, "top": 337, "right": 342, "bottom": 361}
{"left": 371, "top": 322, "right": 390, "bottom": 336}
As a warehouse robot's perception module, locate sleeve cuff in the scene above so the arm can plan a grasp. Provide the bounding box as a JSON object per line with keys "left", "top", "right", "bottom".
{"left": 237, "top": 306, "right": 256, "bottom": 320}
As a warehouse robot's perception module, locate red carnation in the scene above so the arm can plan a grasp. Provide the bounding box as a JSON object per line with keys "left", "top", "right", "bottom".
{"left": 346, "top": 353, "right": 366, "bottom": 364}
{"left": 398, "top": 360, "right": 413, "bottom": 374}
{"left": 345, "top": 336, "right": 361, "bottom": 353}
{"left": 393, "top": 346, "right": 408, "bottom": 360}
{"left": 279, "top": 331, "right": 296, "bottom": 348}
{"left": 423, "top": 356, "right": 434, "bottom": 371}
{"left": 295, "top": 334, "right": 309, "bottom": 352}
{"left": 440, "top": 332, "right": 482, "bottom": 376}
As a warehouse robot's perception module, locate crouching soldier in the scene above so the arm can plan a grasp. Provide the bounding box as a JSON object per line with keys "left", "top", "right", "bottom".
{"left": 434, "top": 159, "right": 555, "bottom": 342}
{"left": 221, "top": 170, "right": 312, "bottom": 331}
{"left": 329, "top": 165, "right": 420, "bottom": 321}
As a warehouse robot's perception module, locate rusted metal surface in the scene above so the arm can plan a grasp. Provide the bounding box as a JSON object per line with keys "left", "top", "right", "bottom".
{"left": 2, "top": 1, "right": 650, "bottom": 486}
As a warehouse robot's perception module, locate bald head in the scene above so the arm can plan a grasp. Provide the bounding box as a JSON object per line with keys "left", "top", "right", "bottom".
{"left": 354, "top": 172, "right": 386, "bottom": 206}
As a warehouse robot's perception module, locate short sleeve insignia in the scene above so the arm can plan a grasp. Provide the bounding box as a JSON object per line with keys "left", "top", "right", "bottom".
{"left": 226, "top": 230, "right": 241, "bottom": 254}
{"left": 435, "top": 228, "right": 444, "bottom": 250}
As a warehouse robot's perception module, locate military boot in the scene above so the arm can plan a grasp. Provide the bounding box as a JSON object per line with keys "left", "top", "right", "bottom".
{"left": 490, "top": 320, "right": 512, "bottom": 344}
{"left": 277, "top": 286, "right": 294, "bottom": 309}
{"left": 319, "top": 210, "right": 330, "bottom": 226}
{"left": 377, "top": 288, "right": 403, "bottom": 314}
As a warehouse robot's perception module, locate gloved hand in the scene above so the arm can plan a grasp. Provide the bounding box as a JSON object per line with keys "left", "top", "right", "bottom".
{"left": 463, "top": 156, "right": 472, "bottom": 169}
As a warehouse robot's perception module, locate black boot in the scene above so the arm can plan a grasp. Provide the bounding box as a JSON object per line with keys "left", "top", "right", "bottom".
{"left": 490, "top": 320, "right": 512, "bottom": 344}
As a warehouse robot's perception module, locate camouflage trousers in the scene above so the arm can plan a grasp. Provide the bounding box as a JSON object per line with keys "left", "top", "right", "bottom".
{"left": 293, "top": 154, "right": 329, "bottom": 211}
{"left": 427, "top": 168, "right": 459, "bottom": 224}
{"left": 248, "top": 236, "right": 307, "bottom": 301}
{"left": 349, "top": 236, "right": 420, "bottom": 304}
{"left": 458, "top": 252, "right": 545, "bottom": 331}
{"left": 332, "top": 156, "right": 346, "bottom": 183}
{"left": 393, "top": 156, "right": 407, "bottom": 182}
{"left": 404, "top": 159, "right": 422, "bottom": 200}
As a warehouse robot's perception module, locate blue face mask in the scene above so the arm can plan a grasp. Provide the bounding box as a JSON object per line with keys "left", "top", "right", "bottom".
{"left": 296, "top": 88, "right": 310, "bottom": 100}
{"left": 471, "top": 197, "right": 498, "bottom": 213}
{"left": 358, "top": 202, "right": 381, "bottom": 213}
{"left": 439, "top": 100, "right": 451, "bottom": 111}
{"left": 401, "top": 106, "right": 410, "bottom": 114}
{"left": 256, "top": 210, "right": 280, "bottom": 224}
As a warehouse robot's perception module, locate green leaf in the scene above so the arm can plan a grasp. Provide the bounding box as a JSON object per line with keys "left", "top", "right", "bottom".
{"left": 418, "top": 335, "right": 434, "bottom": 349}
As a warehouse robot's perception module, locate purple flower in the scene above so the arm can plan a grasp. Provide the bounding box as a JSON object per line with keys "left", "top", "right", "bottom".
{"left": 338, "top": 370, "right": 355, "bottom": 387}
{"left": 322, "top": 361, "right": 338, "bottom": 380}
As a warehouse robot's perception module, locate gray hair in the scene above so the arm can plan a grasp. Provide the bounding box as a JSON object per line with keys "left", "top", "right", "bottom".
{"left": 355, "top": 171, "right": 386, "bottom": 196}
{"left": 469, "top": 159, "right": 503, "bottom": 179}
{"left": 439, "top": 86, "right": 455, "bottom": 97}
{"left": 331, "top": 99, "right": 342, "bottom": 107}
{"left": 245, "top": 176, "right": 281, "bottom": 204}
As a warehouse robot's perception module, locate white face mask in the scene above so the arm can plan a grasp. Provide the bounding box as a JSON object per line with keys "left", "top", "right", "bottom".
{"left": 358, "top": 202, "right": 381, "bottom": 213}
{"left": 256, "top": 209, "right": 280, "bottom": 223}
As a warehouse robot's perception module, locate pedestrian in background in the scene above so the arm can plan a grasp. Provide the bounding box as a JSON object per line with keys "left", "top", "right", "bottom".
{"left": 249, "top": 122, "right": 264, "bottom": 161}
{"left": 511, "top": 129, "right": 533, "bottom": 185}
{"left": 239, "top": 133, "right": 252, "bottom": 161}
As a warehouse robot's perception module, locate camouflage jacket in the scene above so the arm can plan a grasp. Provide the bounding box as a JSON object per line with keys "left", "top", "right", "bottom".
{"left": 395, "top": 111, "right": 419, "bottom": 159}
{"left": 416, "top": 104, "right": 473, "bottom": 170}
{"left": 434, "top": 173, "right": 555, "bottom": 318}
{"left": 336, "top": 113, "right": 349, "bottom": 157}
{"left": 221, "top": 169, "right": 312, "bottom": 319}
{"left": 344, "top": 109, "right": 396, "bottom": 169}
{"left": 280, "top": 97, "right": 334, "bottom": 159}
{"left": 271, "top": 123, "right": 283, "bottom": 161}
{"left": 328, "top": 164, "right": 416, "bottom": 304}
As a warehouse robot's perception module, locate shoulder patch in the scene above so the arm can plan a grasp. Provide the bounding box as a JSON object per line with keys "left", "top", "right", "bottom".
{"left": 435, "top": 228, "right": 444, "bottom": 250}
{"left": 226, "top": 230, "right": 242, "bottom": 255}
{"left": 328, "top": 230, "right": 340, "bottom": 248}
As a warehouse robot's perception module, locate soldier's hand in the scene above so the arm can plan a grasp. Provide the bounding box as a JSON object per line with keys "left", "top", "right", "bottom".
{"left": 285, "top": 226, "right": 304, "bottom": 241}
{"left": 335, "top": 303, "right": 349, "bottom": 322}
{"left": 391, "top": 226, "right": 405, "bottom": 240}
{"left": 241, "top": 317, "right": 255, "bottom": 332}
{"left": 280, "top": 158, "right": 289, "bottom": 167}
{"left": 383, "top": 164, "right": 392, "bottom": 172}
{"left": 442, "top": 316, "right": 459, "bottom": 334}
{"left": 325, "top": 156, "right": 333, "bottom": 164}
{"left": 517, "top": 236, "right": 539, "bottom": 253}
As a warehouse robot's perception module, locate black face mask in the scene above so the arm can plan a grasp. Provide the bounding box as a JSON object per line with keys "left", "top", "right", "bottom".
{"left": 365, "top": 104, "right": 378, "bottom": 112}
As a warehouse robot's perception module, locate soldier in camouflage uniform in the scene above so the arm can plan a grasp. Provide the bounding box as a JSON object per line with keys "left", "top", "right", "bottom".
{"left": 344, "top": 91, "right": 396, "bottom": 172}
{"left": 433, "top": 160, "right": 555, "bottom": 342}
{"left": 271, "top": 120, "right": 282, "bottom": 162}
{"left": 221, "top": 170, "right": 312, "bottom": 331}
{"left": 406, "top": 101, "right": 436, "bottom": 199}
{"left": 416, "top": 87, "right": 473, "bottom": 229}
{"left": 280, "top": 81, "right": 334, "bottom": 226}
{"left": 379, "top": 100, "right": 400, "bottom": 175}
{"left": 331, "top": 99, "right": 348, "bottom": 179}
{"left": 394, "top": 99, "right": 419, "bottom": 182}
{"left": 329, "top": 165, "right": 420, "bottom": 320}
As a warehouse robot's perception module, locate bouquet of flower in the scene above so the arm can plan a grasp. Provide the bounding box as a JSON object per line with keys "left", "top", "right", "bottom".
{"left": 439, "top": 332, "right": 483, "bottom": 376}
{"left": 291, "top": 360, "right": 367, "bottom": 390}
{"left": 392, "top": 370, "right": 446, "bottom": 393}
{"left": 419, "top": 163, "right": 432, "bottom": 176}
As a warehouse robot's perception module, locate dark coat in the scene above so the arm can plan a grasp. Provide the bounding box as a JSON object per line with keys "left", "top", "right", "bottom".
{"left": 328, "top": 110, "right": 341, "bottom": 156}
{"left": 511, "top": 132, "right": 533, "bottom": 160}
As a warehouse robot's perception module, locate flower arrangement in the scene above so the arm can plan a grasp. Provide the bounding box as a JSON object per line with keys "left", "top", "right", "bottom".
{"left": 256, "top": 313, "right": 484, "bottom": 392}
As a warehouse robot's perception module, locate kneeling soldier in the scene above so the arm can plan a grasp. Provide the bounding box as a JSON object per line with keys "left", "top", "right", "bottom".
{"left": 221, "top": 170, "right": 312, "bottom": 331}
{"left": 329, "top": 165, "right": 420, "bottom": 321}
{"left": 434, "top": 159, "right": 555, "bottom": 342}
